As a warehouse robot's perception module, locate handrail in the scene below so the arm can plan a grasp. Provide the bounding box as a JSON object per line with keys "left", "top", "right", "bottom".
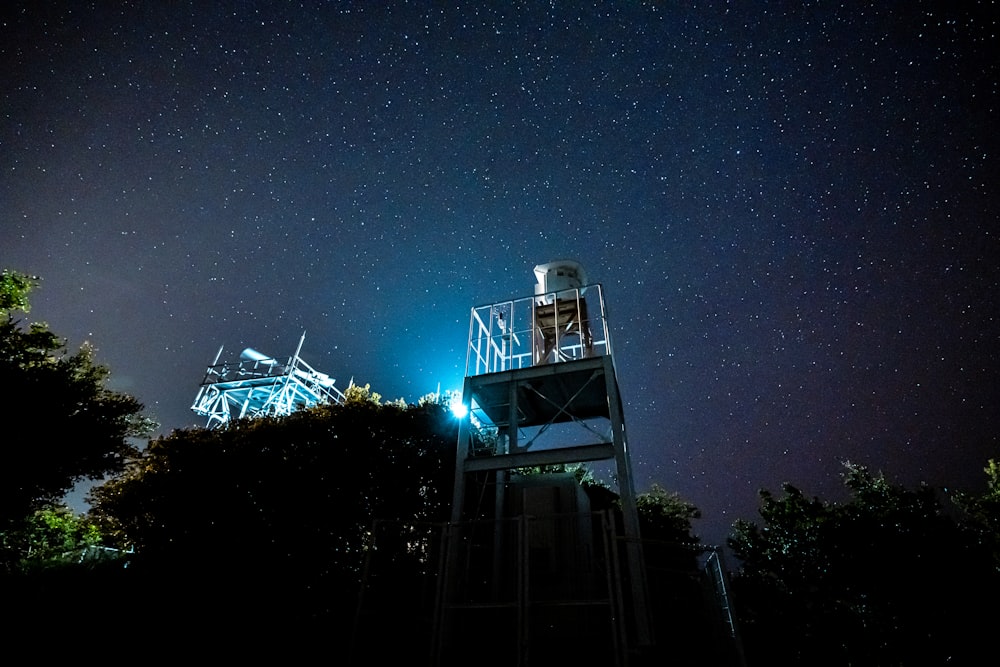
{"left": 465, "top": 284, "right": 610, "bottom": 377}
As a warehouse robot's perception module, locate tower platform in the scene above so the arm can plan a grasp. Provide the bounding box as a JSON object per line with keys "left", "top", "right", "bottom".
{"left": 466, "top": 355, "right": 612, "bottom": 427}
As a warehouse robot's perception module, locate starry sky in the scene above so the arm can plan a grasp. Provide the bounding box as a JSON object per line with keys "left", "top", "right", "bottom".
{"left": 2, "top": 1, "right": 997, "bottom": 547}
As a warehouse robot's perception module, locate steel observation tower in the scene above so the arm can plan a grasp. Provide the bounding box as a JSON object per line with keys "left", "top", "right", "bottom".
{"left": 438, "top": 260, "right": 652, "bottom": 663}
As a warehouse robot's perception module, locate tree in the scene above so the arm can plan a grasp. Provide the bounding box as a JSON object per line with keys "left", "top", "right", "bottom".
{"left": 86, "top": 396, "right": 459, "bottom": 645}
{"left": 728, "top": 462, "right": 996, "bottom": 666}
{"left": 953, "top": 458, "right": 1000, "bottom": 572}
{"left": 0, "top": 268, "right": 35, "bottom": 311}
{"left": 636, "top": 483, "right": 701, "bottom": 546}
{"left": 0, "top": 270, "right": 153, "bottom": 571}
{"left": 0, "top": 504, "right": 116, "bottom": 573}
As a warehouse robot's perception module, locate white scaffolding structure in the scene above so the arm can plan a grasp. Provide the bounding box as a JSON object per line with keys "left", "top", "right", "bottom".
{"left": 190, "top": 333, "right": 345, "bottom": 429}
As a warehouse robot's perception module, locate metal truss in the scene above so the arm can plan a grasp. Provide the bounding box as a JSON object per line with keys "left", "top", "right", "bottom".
{"left": 191, "top": 333, "right": 345, "bottom": 429}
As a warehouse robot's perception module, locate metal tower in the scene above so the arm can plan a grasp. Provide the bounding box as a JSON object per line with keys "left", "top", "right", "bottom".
{"left": 190, "top": 333, "right": 345, "bottom": 429}
{"left": 439, "top": 260, "right": 652, "bottom": 663}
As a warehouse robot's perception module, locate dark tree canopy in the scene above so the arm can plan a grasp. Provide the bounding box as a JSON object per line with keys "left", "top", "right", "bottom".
{"left": 728, "top": 462, "right": 997, "bottom": 666}
{"left": 87, "top": 396, "right": 459, "bottom": 640}
{"left": 0, "top": 270, "right": 152, "bottom": 565}
{"left": 635, "top": 482, "right": 701, "bottom": 546}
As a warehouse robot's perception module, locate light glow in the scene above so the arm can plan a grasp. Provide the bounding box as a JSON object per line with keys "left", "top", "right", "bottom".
{"left": 448, "top": 395, "right": 468, "bottom": 419}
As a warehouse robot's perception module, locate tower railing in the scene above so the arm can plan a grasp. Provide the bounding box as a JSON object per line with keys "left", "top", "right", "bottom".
{"left": 465, "top": 284, "right": 611, "bottom": 377}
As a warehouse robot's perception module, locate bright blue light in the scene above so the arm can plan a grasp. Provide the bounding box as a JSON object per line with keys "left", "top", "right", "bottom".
{"left": 449, "top": 395, "right": 468, "bottom": 419}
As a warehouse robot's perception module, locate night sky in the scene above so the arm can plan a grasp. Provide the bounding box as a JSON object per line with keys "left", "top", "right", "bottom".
{"left": 2, "top": 2, "right": 997, "bottom": 547}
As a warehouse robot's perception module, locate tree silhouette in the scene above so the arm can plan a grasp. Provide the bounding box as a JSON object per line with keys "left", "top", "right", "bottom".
{"left": 0, "top": 270, "right": 153, "bottom": 571}
{"left": 87, "top": 397, "right": 459, "bottom": 648}
{"left": 729, "top": 462, "right": 996, "bottom": 666}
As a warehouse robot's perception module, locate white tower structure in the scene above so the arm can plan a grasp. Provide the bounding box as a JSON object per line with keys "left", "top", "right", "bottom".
{"left": 190, "top": 333, "right": 344, "bottom": 429}
{"left": 437, "top": 260, "right": 652, "bottom": 663}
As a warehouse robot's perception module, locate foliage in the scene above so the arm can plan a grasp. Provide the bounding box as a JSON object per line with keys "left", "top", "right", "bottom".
{"left": 635, "top": 483, "right": 701, "bottom": 546}
{"left": 0, "top": 270, "right": 153, "bottom": 571}
{"left": 953, "top": 458, "right": 1000, "bottom": 571}
{"left": 0, "top": 504, "right": 114, "bottom": 573}
{"left": 0, "top": 269, "right": 36, "bottom": 312}
{"left": 728, "top": 462, "right": 996, "bottom": 666}
{"left": 342, "top": 381, "right": 382, "bottom": 404}
{"left": 87, "top": 398, "right": 459, "bottom": 631}
{"left": 417, "top": 389, "right": 459, "bottom": 408}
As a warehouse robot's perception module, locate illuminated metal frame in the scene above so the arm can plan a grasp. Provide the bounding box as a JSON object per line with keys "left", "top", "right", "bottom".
{"left": 190, "top": 334, "right": 345, "bottom": 429}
